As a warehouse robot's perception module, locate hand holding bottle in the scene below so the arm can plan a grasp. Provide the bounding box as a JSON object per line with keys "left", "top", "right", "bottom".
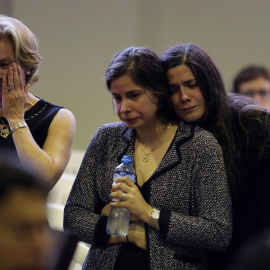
{"left": 109, "top": 177, "right": 154, "bottom": 225}
{"left": 106, "top": 156, "right": 136, "bottom": 237}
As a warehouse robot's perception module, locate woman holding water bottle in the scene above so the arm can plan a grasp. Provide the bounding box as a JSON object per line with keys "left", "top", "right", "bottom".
{"left": 64, "top": 47, "right": 232, "bottom": 270}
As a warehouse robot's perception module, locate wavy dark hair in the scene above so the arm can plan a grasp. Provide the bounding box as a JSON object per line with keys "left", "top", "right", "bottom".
{"left": 160, "top": 43, "right": 234, "bottom": 183}
{"left": 105, "top": 46, "right": 174, "bottom": 124}
{"left": 228, "top": 93, "right": 270, "bottom": 193}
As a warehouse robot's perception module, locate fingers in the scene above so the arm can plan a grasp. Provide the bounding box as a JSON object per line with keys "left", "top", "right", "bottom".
{"left": 101, "top": 204, "right": 111, "bottom": 216}
{"left": 7, "top": 66, "right": 14, "bottom": 90}
{"left": 2, "top": 74, "right": 8, "bottom": 93}
{"left": 15, "top": 65, "right": 23, "bottom": 90}
{"left": 111, "top": 181, "right": 131, "bottom": 192}
{"left": 6, "top": 64, "right": 24, "bottom": 92}
{"left": 114, "top": 176, "right": 135, "bottom": 187}
{"left": 110, "top": 189, "right": 128, "bottom": 202}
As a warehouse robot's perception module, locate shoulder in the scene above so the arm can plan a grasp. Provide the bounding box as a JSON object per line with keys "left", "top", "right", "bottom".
{"left": 194, "top": 125, "right": 219, "bottom": 145}
{"left": 178, "top": 120, "right": 222, "bottom": 152}
{"left": 85, "top": 122, "right": 129, "bottom": 156}
{"left": 33, "top": 97, "right": 76, "bottom": 125}
{"left": 49, "top": 108, "right": 76, "bottom": 131}
{"left": 95, "top": 122, "right": 127, "bottom": 137}
{"left": 54, "top": 108, "right": 75, "bottom": 121}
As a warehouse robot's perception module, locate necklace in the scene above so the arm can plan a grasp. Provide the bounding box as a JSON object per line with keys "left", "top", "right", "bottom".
{"left": 0, "top": 117, "right": 10, "bottom": 138}
{"left": 0, "top": 102, "right": 46, "bottom": 139}
{"left": 138, "top": 122, "right": 170, "bottom": 162}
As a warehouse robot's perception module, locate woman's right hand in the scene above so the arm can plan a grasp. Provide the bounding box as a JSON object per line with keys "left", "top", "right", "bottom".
{"left": 127, "top": 221, "right": 146, "bottom": 250}
{"left": 2, "top": 64, "right": 28, "bottom": 122}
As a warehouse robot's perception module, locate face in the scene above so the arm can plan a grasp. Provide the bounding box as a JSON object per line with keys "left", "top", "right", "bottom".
{"left": 0, "top": 188, "right": 53, "bottom": 270}
{"left": 110, "top": 75, "right": 159, "bottom": 130}
{"left": 166, "top": 64, "right": 205, "bottom": 122}
{"left": 239, "top": 77, "right": 270, "bottom": 109}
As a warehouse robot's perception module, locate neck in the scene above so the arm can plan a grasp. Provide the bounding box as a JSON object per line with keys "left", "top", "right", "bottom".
{"left": 136, "top": 121, "right": 170, "bottom": 145}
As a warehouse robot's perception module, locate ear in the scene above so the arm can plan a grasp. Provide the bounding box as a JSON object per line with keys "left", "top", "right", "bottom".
{"left": 24, "top": 68, "right": 31, "bottom": 75}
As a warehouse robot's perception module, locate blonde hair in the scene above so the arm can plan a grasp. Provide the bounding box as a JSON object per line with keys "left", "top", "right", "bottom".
{"left": 0, "top": 15, "right": 42, "bottom": 84}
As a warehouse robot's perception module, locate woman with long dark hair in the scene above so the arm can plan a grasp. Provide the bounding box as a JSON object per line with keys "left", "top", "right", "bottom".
{"left": 161, "top": 43, "right": 270, "bottom": 269}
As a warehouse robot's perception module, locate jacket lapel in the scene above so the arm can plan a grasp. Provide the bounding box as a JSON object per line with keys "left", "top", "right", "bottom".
{"left": 152, "top": 120, "right": 195, "bottom": 179}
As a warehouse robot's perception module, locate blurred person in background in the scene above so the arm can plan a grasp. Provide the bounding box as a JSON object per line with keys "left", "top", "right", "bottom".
{"left": 232, "top": 65, "right": 270, "bottom": 110}
{"left": 0, "top": 149, "right": 52, "bottom": 270}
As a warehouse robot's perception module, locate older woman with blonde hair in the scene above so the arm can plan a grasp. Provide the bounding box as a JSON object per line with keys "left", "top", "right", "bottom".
{"left": 0, "top": 15, "right": 76, "bottom": 187}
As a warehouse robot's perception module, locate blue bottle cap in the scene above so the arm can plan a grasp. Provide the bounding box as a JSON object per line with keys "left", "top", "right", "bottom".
{"left": 122, "top": 155, "right": 132, "bottom": 164}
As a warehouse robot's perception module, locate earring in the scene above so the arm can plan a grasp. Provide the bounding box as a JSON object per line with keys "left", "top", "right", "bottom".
{"left": 26, "top": 71, "right": 30, "bottom": 75}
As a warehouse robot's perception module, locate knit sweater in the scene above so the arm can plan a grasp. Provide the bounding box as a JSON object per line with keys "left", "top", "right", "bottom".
{"left": 64, "top": 120, "right": 232, "bottom": 270}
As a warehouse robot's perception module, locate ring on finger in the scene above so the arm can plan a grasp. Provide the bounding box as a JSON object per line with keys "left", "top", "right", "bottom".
{"left": 122, "top": 193, "right": 127, "bottom": 201}
{"left": 7, "top": 85, "right": 14, "bottom": 91}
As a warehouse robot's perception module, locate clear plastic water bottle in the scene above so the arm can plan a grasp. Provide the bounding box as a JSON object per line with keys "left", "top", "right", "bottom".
{"left": 106, "top": 155, "right": 136, "bottom": 237}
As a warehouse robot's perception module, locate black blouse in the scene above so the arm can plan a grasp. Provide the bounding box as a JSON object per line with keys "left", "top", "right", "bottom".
{"left": 0, "top": 97, "right": 62, "bottom": 152}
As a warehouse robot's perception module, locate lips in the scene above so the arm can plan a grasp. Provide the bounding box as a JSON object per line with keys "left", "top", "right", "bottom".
{"left": 124, "top": 118, "right": 137, "bottom": 123}
{"left": 182, "top": 105, "right": 197, "bottom": 111}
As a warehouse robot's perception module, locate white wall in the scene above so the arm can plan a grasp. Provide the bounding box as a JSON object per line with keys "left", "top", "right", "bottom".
{"left": 5, "top": 0, "right": 270, "bottom": 150}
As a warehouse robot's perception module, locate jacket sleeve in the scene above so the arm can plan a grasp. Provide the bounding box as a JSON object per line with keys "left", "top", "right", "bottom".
{"left": 159, "top": 134, "right": 232, "bottom": 251}
{"left": 63, "top": 127, "right": 111, "bottom": 245}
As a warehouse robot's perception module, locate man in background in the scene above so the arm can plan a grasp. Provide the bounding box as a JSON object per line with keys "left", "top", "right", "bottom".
{"left": 232, "top": 65, "right": 270, "bottom": 110}
{"left": 0, "top": 150, "right": 52, "bottom": 270}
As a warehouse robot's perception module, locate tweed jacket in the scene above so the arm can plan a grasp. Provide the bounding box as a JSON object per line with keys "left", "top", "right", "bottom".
{"left": 64, "top": 120, "right": 232, "bottom": 270}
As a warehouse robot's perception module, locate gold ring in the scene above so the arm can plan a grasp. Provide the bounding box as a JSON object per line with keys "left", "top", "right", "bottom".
{"left": 122, "top": 193, "right": 127, "bottom": 201}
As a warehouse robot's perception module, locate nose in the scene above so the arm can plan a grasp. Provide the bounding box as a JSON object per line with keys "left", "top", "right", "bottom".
{"left": 179, "top": 87, "right": 191, "bottom": 103}
{"left": 120, "top": 98, "right": 131, "bottom": 113}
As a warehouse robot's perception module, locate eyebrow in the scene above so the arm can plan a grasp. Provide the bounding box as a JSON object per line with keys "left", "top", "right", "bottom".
{"left": 184, "top": 79, "right": 197, "bottom": 83}
{"left": 0, "top": 57, "right": 15, "bottom": 62}
{"left": 168, "top": 79, "right": 197, "bottom": 87}
{"left": 111, "top": 89, "right": 143, "bottom": 95}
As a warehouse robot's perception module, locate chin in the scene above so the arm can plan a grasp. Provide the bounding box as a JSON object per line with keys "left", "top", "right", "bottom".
{"left": 125, "top": 123, "right": 138, "bottom": 130}
{"left": 181, "top": 116, "right": 199, "bottom": 123}
{"left": 180, "top": 112, "right": 204, "bottom": 123}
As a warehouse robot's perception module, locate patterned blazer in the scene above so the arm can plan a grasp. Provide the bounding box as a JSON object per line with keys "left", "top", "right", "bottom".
{"left": 64, "top": 120, "right": 232, "bottom": 270}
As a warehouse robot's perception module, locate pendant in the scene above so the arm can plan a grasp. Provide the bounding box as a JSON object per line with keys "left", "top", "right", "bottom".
{"left": 0, "top": 126, "right": 9, "bottom": 138}
{"left": 143, "top": 154, "right": 149, "bottom": 162}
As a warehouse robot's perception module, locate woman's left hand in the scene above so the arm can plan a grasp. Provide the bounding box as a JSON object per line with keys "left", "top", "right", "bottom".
{"left": 101, "top": 204, "right": 111, "bottom": 217}
{"left": 127, "top": 221, "right": 146, "bottom": 250}
{"left": 2, "top": 63, "right": 29, "bottom": 122}
{"left": 109, "top": 177, "right": 153, "bottom": 223}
